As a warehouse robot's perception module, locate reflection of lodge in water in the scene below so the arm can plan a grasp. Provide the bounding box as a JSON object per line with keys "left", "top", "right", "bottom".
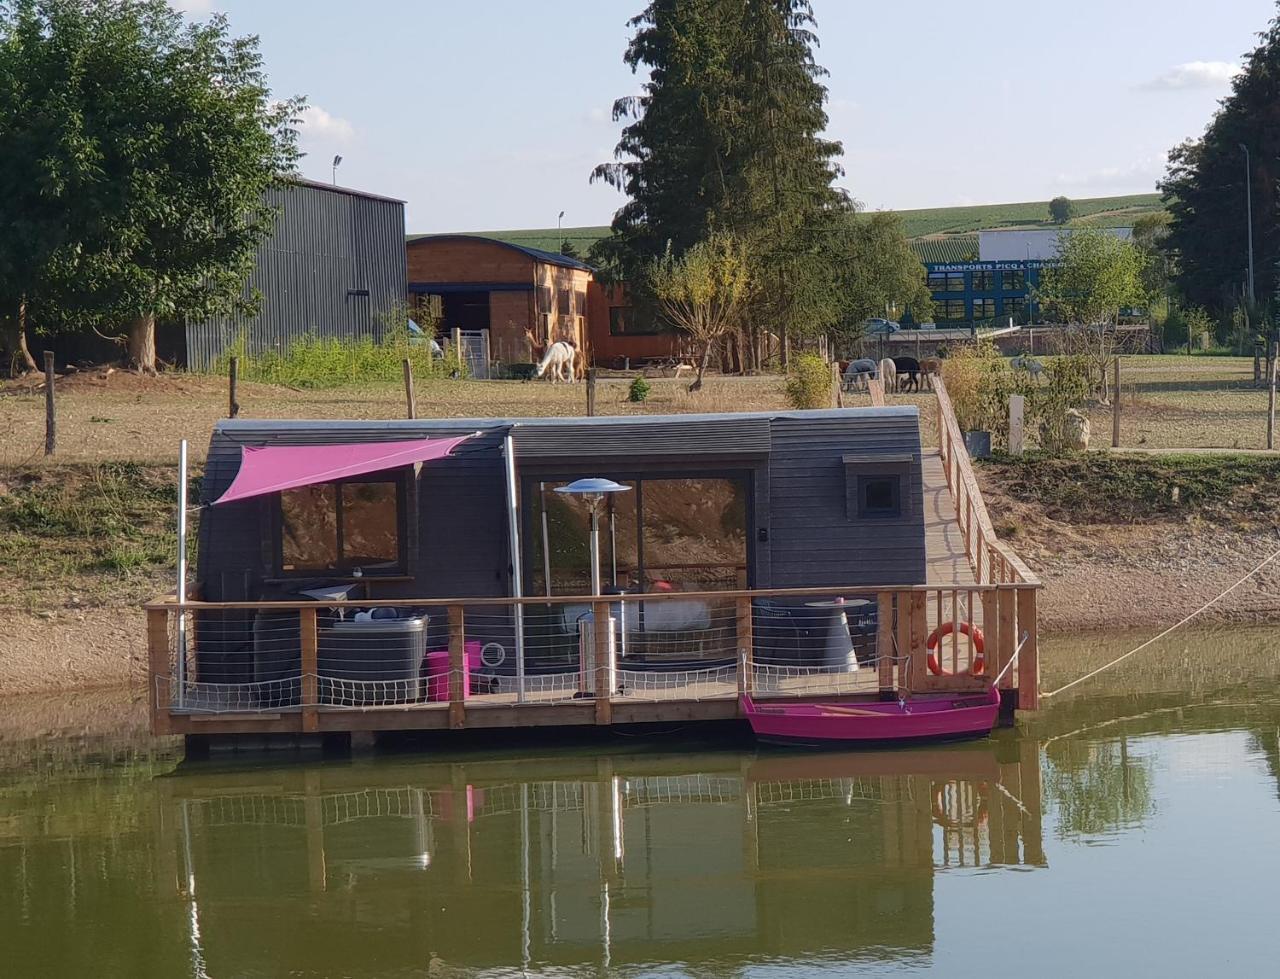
{"left": 157, "top": 744, "right": 1043, "bottom": 973}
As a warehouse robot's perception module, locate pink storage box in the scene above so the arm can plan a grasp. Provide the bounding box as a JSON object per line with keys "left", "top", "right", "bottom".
{"left": 424, "top": 642, "right": 483, "bottom": 701}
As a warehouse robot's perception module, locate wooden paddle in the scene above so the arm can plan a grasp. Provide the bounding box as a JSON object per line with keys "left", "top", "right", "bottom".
{"left": 818, "top": 704, "right": 890, "bottom": 717}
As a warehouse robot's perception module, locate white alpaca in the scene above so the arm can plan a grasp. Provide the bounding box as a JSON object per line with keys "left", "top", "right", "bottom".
{"left": 878, "top": 358, "right": 897, "bottom": 394}
{"left": 535, "top": 341, "right": 577, "bottom": 383}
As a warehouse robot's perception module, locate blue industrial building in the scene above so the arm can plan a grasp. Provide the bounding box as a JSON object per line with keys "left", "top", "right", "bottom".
{"left": 913, "top": 228, "right": 1133, "bottom": 325}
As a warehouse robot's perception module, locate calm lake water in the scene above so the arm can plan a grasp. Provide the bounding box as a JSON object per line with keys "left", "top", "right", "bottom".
{"left": 3, "top": 625, "right": 1280, "bottom": 977}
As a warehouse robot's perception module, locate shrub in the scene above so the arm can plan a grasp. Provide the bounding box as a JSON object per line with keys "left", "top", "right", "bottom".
{"left": 1030, "top": 355, "right": 1091, "bottom": 453}
{"left": 211, "top": 328, "right": 460, "bottom": 388}
{"left": 627, "top": 374, "right": 651, "bottom": 403}
{"left": 784, "top": 353, "right": 831, "bottom": 410}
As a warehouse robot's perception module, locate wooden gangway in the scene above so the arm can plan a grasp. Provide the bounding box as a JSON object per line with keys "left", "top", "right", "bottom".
{"left": 145, "top": 375, "right": 1040, "bottom": 740}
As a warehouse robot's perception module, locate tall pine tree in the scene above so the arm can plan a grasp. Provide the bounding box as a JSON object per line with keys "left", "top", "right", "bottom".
{"left": 592, "top": 0, "right": 851, "bottom": 361}
{"left": 1162, "top": 2, "right": 1280, "bottom": 312}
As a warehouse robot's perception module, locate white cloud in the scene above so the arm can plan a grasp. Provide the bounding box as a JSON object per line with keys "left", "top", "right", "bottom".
{"left": 1138, "top": 61, "right": 1241, "bottom": 92}
{"left": 1052, "top": 156, "right": 1163, "bottom": 192}
{"left": 300, "top": 105, "right": 355, "bottom": 144}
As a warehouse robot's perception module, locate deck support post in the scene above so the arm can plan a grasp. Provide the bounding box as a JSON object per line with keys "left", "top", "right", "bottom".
{"left": 876, "top": 593, "right": 895, "bottom": 697}
{"left": 895, "top": 590, "right": 912, "bottom": 690}
{"left": 147, "top": 606, "right": 172, "bottom": 735}
{"left": 300, "top": 607, "right": 319, "bottom": 732}
{"left": 448, "top": 605, "right": 466, "bottom": 729}
{"left": 996, "top": 587, "right": 1016, "bottom": 692}
{"left": 1016, "top": 588, "right": 1039, "bottom": 710}
{"left": 736, "top": 596, "right": 753, "bottom": 702}
{"left": 981, "top": 586, "right": 999, "bottom": 684}
{"left": 593, "top": 600, "right": 612, "bottom": 725}
{"left": 908, "top": 591, "right": 928, "bottom": 690}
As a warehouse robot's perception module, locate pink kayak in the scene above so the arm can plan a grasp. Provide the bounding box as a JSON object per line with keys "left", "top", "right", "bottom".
{"left": 741, "top": 686, "right": 1001, "bottom": 748}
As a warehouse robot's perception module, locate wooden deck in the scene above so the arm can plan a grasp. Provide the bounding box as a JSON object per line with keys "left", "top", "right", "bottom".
{"left": 923, "top": 451, "right": 976, "bottom": 587}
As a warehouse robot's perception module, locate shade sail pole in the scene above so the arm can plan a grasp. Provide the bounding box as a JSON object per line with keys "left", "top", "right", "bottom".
{"left": 504, "top": 434, "right": 526, "bottom": 703}
{"left": 176, "top": 439, "right": 189, "bottom": 708}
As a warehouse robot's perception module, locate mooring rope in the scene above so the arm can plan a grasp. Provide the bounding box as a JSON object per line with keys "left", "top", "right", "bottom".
{"left": 1041, "top": 543, "right": 1280, "bottom": 700}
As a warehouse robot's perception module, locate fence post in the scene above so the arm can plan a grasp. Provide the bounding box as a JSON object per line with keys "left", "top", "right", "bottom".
{"left": 451, "top": 327, "right": 463, "bottom": 376}
{"left": 736, "top": 596, "right": 753, "bottom": 701}
{"left": 403, "top": 358, "right": 416, "bottom": 419}
{"left": 876, "top": 593, "right": 895, "bottom": 697}
{"left": 1009, "top": 394, "right": 1025, "bottom": 455}
{"left": 1269, "top": 341, "right": 1277, "bottom": 450}
{"left": 587, "top": 367, "right": 597, "bottom": 417}
{"left": 593, "top": 600, "right": 613, "bottom": 725}
{"left": 1016, "top": 588, "right": 1039, "bottom": 710}
{"left": 1111, "top": 357, "right": 1121, "bottom": 448}
{"left": 830, "top": 362, "right": 843, "bottom": 409}
{"left": 448, "top": 605, "right": 466, "bottom": 729}
{"left": 147, "top": 607, "right": 172, "bottom": 735}
{"left": 228, "top": 356, "right": 240, "bottom": 418}
{"left": 300, "top": 607, "right": 318, "bottom": 733}
{"left": 43, "top": 351, "right": 55, "bottom": 456}
{"left": 996, "top": 586, "right": 1017, "bottom": 692}
{"left": 908, "top": 591, "right": 928, "bottom": 689}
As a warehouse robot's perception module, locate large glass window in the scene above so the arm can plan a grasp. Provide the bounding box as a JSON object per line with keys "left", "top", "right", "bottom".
{"left": 1002, "top": 296, "right": 1026, "bottom": 318}
{"left": 972, "top": 271, "right": 995, "bottom": 292}
{"left": 529, "top": 476, "right": 748, "bottom": 595}
{"left": 279, "top": 478, "right": 403, "bottom": 575}
{"left": 936, "top": 299, "right": 968, "bottom": 321}
{"left": 1000, "top": 269, "right": 1026, "bottom": 291}
{"left": 972, "top": 299, "right": 997, "bottom": 320}
{"left": 928, "top": 272, "right": 966, "bottom": 294}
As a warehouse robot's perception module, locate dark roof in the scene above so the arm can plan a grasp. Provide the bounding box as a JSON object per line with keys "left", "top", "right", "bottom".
{"left": 406, "top": 233, "right": 593, "bottom": 271}
{"left": 292, "top": 177, "right": 406, "bottom": 205}
{"left": 911, "top": 235, "right": 980, "bottom": 264}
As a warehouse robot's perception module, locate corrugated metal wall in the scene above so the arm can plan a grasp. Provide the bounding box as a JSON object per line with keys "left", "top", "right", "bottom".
{"left": 185, "top": 183, "right": 407, "bottom": 369}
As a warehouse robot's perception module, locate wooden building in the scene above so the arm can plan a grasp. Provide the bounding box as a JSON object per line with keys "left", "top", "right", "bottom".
{"left": 405, "top": 235, "right": 593, "bottom": 366}
{"left": 145, "top": 382, "right": 1041, "bottom": 744}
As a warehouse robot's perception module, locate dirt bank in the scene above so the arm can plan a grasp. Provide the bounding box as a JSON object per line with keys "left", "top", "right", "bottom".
{"left": 979, "top": 454, "right": 1280, "bottom": 632}
{"left": 0, "top": 608, "right": 147, "bottom": 695}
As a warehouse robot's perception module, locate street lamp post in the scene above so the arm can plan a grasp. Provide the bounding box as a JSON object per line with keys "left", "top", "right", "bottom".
{"left": 332, "top": 154, "right": 343, "bottom": 186}
{"left": 1241, "top": 143, "right": 1255, "bottom": 304}
{"left": 558, "top": 210, "right": 566, "bottom": 253}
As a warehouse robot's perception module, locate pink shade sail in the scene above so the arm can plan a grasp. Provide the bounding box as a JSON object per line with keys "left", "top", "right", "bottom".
{"left": 214, "top": 436, "right": 471, "bottom": 505}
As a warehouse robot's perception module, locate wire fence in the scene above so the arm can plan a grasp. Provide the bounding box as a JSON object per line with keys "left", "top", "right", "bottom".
{"left": 158, "top": 589, "right": 995, "bottom": 714}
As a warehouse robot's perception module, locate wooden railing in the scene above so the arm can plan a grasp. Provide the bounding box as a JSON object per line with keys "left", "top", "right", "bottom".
{"left": 144, "top": 577, "right": 1041, "bottom": 735}
{"left": 931, "top": 373, "right": 1040, "bottom": 706}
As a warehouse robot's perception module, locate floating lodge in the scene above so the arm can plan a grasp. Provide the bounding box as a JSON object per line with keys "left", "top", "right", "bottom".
{"left": 145, "top": 377, "right": 1040, "bottom": 744}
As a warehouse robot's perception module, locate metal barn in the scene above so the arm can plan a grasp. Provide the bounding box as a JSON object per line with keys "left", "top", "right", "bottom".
{"left": 184, "top": 179, "right": 407, "bottom": 369}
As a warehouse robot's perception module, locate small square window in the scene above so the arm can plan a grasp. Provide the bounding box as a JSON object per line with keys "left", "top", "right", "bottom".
{"left": 858, "top": 475, "right": 901, "bottom": 519}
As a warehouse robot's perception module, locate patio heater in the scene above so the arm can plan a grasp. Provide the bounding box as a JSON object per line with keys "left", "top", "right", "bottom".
{"left": 555, "top": 478, "right": 630, "bottom": 694}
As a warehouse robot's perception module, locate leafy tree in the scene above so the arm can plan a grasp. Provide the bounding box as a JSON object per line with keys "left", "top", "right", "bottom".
{"left": 0, "top": 0, "right": 301, "bottom": 374}
{"left": 830, "top": 211, "right": 934, "bottom": 336}
{"left": 1037, "top": 229, "right": 1149, "bottom": 402}
{"left": 1162, "top": 2, "right": 1280, "bottom": 312}
{"left": 1049, "top": 196, "right": 1075, "bottom": 224}
{"left": 647, "top": 232, "right": 751, "bottom": 391}
{"left": 592, "top": 0, "right": 848, "bottom": 364}
{"left": 559, "top": 238, "right": 582, "bottom": 259}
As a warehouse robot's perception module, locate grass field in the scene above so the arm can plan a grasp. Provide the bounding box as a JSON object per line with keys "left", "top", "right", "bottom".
{"left": 0, "top": 353, "right": 1269, "bottom": 467}
{"left": 414, "top": 193, "right": 1165, "bottom": 252}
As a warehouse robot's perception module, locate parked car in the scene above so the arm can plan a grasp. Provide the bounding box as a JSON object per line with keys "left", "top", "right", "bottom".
{"left": 406, "top": 319, "right": 444, "bottom": 356}
{"left": 865, "top": 318, "right": 900, "bottom": 335}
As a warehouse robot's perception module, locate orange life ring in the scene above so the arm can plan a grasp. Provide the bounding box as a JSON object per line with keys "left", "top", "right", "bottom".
{"left": 926, "top": 621, "right": 986, "bottom": 676}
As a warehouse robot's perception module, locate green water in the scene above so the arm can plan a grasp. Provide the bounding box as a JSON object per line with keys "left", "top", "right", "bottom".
{"left": 3, "top": 625, "right": 1280, "bottom": 977}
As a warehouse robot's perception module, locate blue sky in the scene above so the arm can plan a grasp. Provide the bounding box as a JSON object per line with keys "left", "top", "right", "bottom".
{"left": 176, "top": 0, "right": 1274, "bottom": 232}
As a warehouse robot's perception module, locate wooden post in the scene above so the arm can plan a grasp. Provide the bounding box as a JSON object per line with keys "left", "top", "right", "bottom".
{"left": 908, "top": 591, "right": 928, "bottom": 690}
{"left": 1269, "top": 341, "right": 1277, "bottom": 450}
{"left": 402, "top": 358, "right": 416, "bottom": 419}
{"left": 876, "top": 593, "right": 895, "bottom": 696}
{"left": 1016, "top": 587, "right": 1039, "bottom": 710}
{"left": 451, "top": 327, "right": 463, "bottom": 375}
{"left": 228, "top": 356, "right": 240, "bottom": 418}
{"left": 895, "top": 590, "right": 912, "bottom": 690}
{"left": 1008, "top": 394, "right": 1025, "bottom": 456}
{"left": 147, "top": 607, "right": 172, "bottom": 735}
{"left": 593, "top": 600, "right": 612, "bottom": 725}
{"left": 831, "top": 362, "right": 843, "bottom": 409}
{"left": 300, "top": 607, "right": 318, "bottom": 733}
{"left": 448, "top": 605, "right": 466, "bottom": 729}
{"left": 981, "top": 586, "right": 999, "bottom": 684}
{"left": 586, "top": 367, "right": 597, "bottom": 417}
{"left": 43, "top": 350, "right": 55, "bottom": 456}
{"left": 1111, "top": 357, "right": 1121, "bottom": 448}
{"left": 736, "top": 596, "right": 753, "bottom": 701}
{"left": 996, "top": 586, "right": 1017, "bottom": 692}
